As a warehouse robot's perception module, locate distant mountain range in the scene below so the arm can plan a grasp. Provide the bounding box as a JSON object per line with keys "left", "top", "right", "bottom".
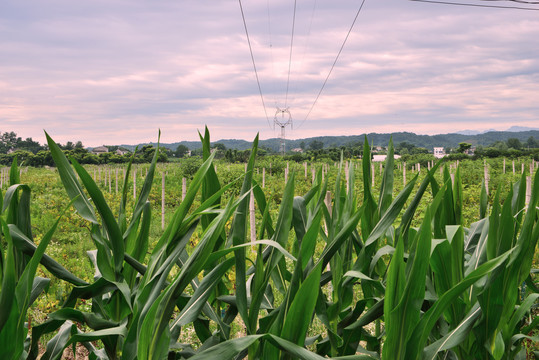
{"left": 455, "top": 126, "right": 539, "bottom": 136}
{"left": 115, "top": 129, "right": 539, "bottom": 153}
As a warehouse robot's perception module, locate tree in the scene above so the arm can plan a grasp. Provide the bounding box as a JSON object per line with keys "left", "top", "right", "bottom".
{"left": 457, "top": 142, "right": 472, "bottom": 153}
{"left": 0, "top": 131, "right": 21, "bottom": 153}
{"left": 139, "top": 145, "right": 168, "bottom": 163}
{"left": 309, "top": 140, "right": 324, "bottom": 151}
{"left": 412, "top": 147, "right": 429, "bottom": 155}
{"left": 175, "top": 144, "right": 189, "bottom": 158}
{"left": 18, "top": 137, "right": 43, "bottom": 154}
{"left": 396, "top": 141, "right": 416, "bottom": 154}
{"left": 525, "top": 136, "right": 537, "bottom": 149}
{"left": 492, "top": 140, "right": 508, "bottom": 152}
{"left": 213, "top": 143, "right": 226, "bottom": 151}
{"left": 506, "top": 137, "right": 522, "bottom": 150}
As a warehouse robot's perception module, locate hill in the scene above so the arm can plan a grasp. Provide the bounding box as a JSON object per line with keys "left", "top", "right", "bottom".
{"left": 118, "top": 130, "right": 539, "bottom": 153}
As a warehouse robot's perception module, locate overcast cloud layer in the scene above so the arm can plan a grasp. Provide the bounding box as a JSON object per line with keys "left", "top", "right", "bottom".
{"left": 1, "top": 0, "right": 538, "bottom": 146}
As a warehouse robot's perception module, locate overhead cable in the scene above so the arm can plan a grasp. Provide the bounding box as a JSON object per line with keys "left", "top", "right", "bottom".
{"left": 410, "top": 0, "right": 539, "bottom": 10}
{"left": 285, "top": 0, "right": 298, "bottom": 108}
{"left": 238, "top": 0, "right": 272, "bottom": 128}
{"left": 267, "top": 0, "right": 278, "bottom": 107}
{"left": 297, "top": 0, "right": 368, "bottom": 129}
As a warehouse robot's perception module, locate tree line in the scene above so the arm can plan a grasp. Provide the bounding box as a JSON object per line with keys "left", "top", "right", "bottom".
{"left": 0, "top": 131, "right": 168, "bottom": 166}
{"left": 1, "top": 130, "right": 537, "bottom": 167}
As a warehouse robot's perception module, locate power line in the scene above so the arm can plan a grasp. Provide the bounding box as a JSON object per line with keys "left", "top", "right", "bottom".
{"left": 238, "top": 0, "right": 272, "bottom": 128}
{"left": 266, "top": 0, "right": 278, "bottom": 108}
{"left": 496, "top": 0, "right": 539, "bottom": 4}
{"left": 410, "top": 0, "right": 539, "bottom": 10}
{"left": 285, "top": 0, "right": 297, "bottom": 108}
{"left": 297, "top": 0, "right": 368, "bottom": 129}
{"left": 288, "top": 0, "right": 318, "bottom": 108}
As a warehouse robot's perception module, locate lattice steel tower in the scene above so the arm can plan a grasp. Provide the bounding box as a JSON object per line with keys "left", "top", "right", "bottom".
{"left": 274, "top": 108, "right": 292, "bottom": 155}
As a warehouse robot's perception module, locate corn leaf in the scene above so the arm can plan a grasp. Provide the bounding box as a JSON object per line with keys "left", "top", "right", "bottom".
{"left": 45, "top": 132, "right": 97, "bottom": 223}
{"left": 280, "top": 262, "right": 322, "bottom": 346}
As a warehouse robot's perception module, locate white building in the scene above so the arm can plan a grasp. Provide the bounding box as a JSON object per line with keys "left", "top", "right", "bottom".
{"left": 116, "top": 148, "right": 130, "bottom": 156}
{"left": 433, "top": 147, "right": 446, "bottom": 158}
{"left": 92, "top": 146, "right": 109, "bottom": 155}
{"left": 372, "top": 154, "right": 401, "bottom": 162}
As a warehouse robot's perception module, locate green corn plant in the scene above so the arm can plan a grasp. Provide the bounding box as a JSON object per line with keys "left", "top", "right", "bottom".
{"left": 319, "top": 138, "right": 430, "bottom": 358}
{"left": 33, "top": 130, "right": 307, "bottom": 359}
{"left": 422, "top": 169, "right": 539, "bottom": 359}
{"left": 30, "top": 131, "right": 232, "bottom": 359}
{"left": 0, "top": 158, "right": 81, "bottom": 359}
{"left": 469, "top": 170, "right": 539, "bottom": 359}
{"left": 382, "top": 165, "right": 539, "bottom": 360}
{"left": 29, "top": 131, "right": 167, "bottom": 359}
{"left": 5, "top": 130, "right": 535, "bottom": 360}
{"left": 184, "top": 135, "right": 365, "bottom": 359}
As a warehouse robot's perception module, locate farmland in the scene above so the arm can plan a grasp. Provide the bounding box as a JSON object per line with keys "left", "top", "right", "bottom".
{"left": 0, "top": 131, "right": 538, "bottom": 359}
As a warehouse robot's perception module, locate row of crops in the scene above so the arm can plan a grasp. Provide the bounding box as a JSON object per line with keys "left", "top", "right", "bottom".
{"left": 0, "top": 129, "right": 538, "bottom": 359}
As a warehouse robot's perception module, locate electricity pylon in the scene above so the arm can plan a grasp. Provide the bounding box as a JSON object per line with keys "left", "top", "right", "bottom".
{"left": 274, "top": 108, "right": 292, "bottom": 156}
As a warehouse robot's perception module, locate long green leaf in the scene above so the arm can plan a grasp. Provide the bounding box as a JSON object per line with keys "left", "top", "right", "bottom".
{"left": 188, "top": 335, "right": 263, "bottom": 360}
{"left": 280, "top": 262, "right": 322, "bottom": 346}
{"left": 422, "top": 304, "right": 481, "bottom": 360}
{"left": 365, "top": 174, "right": 417, "bottom": 247}
{"left": 405, "top": 249, "right": 513, "bottom": 360}
{"left": 45, "top": 132, "right": 97, "bottom": 223}
{"left": 71, "top": 159, "right": 125, "bottom": 277}
{"left": 0, "top": 218, "right": 16, "bottom": 332}
{"left": 170, "top": 258, "right": 234, "bottom": 330}
{"left": 377, "top": 137, "right": 394, "bottom": 216}
{"left": 8, "top": 225, "right": 87, "bottom": 286}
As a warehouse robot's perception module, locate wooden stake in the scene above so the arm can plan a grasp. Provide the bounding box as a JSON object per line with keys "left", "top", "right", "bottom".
{"left": 133, "top": 170, "right": 136, "bottom": 199}
{"left": 525, "top": 176, "right": 532, "bottom": 205}
{"left": 484, "top": 165, "right": 489, "bottom": 195}
{"left": 182, "top": 177, "right": 186, "bottom": 201}
{"left": 403, "top": 162, "right": 406, "bottom": 185}
{"left": 161, "top": 172, "right": 165, "bottom": 230}
{"left": 287, "top": 161, "right": 289, "bottom": 177}
{"left": 345, "top": 161, "right": 349, "bottom": 190}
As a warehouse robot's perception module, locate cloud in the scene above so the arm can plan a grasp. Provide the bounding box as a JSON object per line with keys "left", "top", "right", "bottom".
{"left": 0, "top": 0, "right": 538, "bottom": 146}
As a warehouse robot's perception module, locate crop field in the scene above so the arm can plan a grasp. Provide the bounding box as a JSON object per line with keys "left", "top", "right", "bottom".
{"left": 0, "top": 131, "right": 537, "bottom": 359}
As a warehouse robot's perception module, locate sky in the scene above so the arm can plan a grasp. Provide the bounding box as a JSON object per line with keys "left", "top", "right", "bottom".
{"left": 1, "top": 0, "right": 538, "bottom": 147}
